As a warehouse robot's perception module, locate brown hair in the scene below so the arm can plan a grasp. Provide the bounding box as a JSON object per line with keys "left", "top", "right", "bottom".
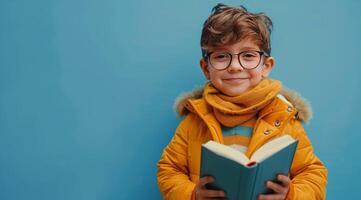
{"left": 200, "top": 4, "right": 273, "bottom": 58}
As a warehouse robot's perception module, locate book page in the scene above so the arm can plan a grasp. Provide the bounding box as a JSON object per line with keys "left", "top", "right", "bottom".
{"left": 250, "top": 135, "right": 296, "bottom": 163}
{"left": 203, "top": 141, "right": 251, "bottom": 166}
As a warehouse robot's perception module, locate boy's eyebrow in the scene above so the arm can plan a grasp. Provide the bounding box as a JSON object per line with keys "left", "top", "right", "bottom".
{"left": 239, "top": 46, "right": 259, "bottom": 51}
{"left": 212, "top": 46, "right": 259, "bottom": 52}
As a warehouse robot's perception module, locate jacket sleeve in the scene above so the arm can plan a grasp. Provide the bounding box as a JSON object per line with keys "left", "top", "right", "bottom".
{"left": 157, "top": 115, "right": 197, "bottom": 200}
{"left": 286, "top": 119, "right": 328, "bottom": 200}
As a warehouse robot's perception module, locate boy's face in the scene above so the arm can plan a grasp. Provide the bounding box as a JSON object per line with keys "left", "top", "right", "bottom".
{"left": 200, "top": 39, "right": 274, "bottom": 96}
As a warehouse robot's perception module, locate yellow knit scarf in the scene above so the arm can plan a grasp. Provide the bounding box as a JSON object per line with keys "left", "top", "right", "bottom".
{"left": 203, "top": 79, "right": 282, "bottom": 127}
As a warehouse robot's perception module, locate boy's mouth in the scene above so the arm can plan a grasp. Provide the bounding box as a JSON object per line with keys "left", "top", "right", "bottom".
{"left": 223, "top": 77, "right": 248, "bottom": 84}
{"left": 225, "top": 77, "right": 248, "bottom": 80}
{"left": 224, "top": 77, "right": 249, "bottom": 80}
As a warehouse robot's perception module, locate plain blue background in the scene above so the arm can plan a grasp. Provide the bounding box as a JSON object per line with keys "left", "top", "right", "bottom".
{"left": 1, "top": 0, "right": 360, "bottom": 199}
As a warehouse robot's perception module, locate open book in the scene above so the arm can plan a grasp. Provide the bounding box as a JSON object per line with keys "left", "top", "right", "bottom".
{"left": 200, "top": 134, "right": 298, "bottom": 200}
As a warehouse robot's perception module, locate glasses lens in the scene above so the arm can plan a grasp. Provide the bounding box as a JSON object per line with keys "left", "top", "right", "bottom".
{"left": 209, "top": 52, "right": 231, "bottom": 70}
{"left": 239, "top": 51, "right": 262, "bottom": 69}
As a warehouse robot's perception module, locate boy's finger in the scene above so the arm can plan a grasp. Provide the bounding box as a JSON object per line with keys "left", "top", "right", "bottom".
{"left": 277, "top": 174, "right": 290, "bottom": 187}
{"left": 199, "top": 176, "right": 215, "bottom": 187}
{"left": 258, "top": 193, "right": 284, "bottom": 200}
{"left": 202, "top": 189, "right": 226, "bottom": 198}
{"left": 266, "top": 181, "right": 286, "bottom": 194}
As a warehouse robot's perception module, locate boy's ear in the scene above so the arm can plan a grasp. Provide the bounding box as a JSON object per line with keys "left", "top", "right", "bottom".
{"left": 200, "top": 58, "right": 210, "bottom": 80}
{"left": 261, "top": 56, "right": 275, "bottom": 78}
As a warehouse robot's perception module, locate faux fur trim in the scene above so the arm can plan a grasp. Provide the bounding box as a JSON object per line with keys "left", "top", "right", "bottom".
{"left": 279, "top": 88, "right": 313, "bottom": 123}
{"left": 173, "top": 85, "right": 313, "bottom": 123}
{"left": 173, "top": 86, "right": 204, "bottom": 117}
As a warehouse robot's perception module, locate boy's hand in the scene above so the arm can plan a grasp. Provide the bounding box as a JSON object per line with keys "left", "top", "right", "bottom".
{"left": 194, "top": 176, "right": 227, "bottom": 200}
{"left": 258, "top": 174, "right": 290, "bottom": 200}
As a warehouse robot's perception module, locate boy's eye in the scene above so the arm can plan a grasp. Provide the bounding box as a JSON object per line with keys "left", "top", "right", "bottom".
{"left": 241, "top": 52, "right": 259, "bottom": 60}
{"left": 243, "top": 53, "right": 257, "bottom": 58}
{"left": 212, "top": 53, "right": 229, "bottom": 60}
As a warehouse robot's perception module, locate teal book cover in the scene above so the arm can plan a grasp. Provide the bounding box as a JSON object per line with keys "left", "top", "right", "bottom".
{"left": 200, "top": 139, "right": 298, "bottom": 200}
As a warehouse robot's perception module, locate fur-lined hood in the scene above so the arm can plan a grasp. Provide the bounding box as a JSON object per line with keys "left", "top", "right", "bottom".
{"left": 174, "top": 85, "right": 313, "bottom": 123}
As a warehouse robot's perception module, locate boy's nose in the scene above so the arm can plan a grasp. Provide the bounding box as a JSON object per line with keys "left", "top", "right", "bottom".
{"left": 227, "top": 56, "right": 245, "bottom": 72}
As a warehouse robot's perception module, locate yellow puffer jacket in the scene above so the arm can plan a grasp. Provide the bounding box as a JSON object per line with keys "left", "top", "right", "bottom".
{"left": 157, "top": 87, "right": 328, "bottom": 200}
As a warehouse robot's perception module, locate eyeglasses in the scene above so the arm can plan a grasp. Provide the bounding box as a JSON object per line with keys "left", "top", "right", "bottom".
{"left": 206, "top": 50, "right": 269, "bottom": 70}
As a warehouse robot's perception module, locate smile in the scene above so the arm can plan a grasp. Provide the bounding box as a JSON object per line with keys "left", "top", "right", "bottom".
{"left": 223, "top": 78, "right": 248, "bottom": 84}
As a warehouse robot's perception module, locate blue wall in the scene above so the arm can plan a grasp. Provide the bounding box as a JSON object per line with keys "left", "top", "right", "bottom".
{"left": 1, "top": 0, "right": 360, "bottom": 199}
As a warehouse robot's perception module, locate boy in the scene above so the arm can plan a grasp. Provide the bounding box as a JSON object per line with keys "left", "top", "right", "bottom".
{"left": 157, "top": 4, "right": 327, "bottom": 200}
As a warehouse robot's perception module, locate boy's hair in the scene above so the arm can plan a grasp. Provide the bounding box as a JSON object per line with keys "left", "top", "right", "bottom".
{"left": 201, "top": 3, "right": 273, "bottom": 58}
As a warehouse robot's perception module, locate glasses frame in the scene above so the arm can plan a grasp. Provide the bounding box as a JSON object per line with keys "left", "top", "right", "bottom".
{"left": 206, "top": 50, "right": 269, "bottom": 71}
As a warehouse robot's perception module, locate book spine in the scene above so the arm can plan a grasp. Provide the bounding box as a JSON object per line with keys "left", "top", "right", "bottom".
{"left": 237, "top": 164, "right": 258, "bottom": 200}
{"left": 249, "top": 165, "right": 260, "bottom": 200}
